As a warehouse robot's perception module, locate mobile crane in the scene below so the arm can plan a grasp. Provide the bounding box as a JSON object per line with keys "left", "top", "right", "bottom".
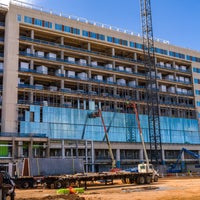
{"left": 167, "top": 148, "right": 200, "bottom": 173}
{"left": 88, "top": 109, "right": 117, "bottom": 170}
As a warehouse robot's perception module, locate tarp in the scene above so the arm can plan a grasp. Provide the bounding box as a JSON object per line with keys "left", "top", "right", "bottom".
{"left": 17, "top": 158, "right": 84, "bottom": 176}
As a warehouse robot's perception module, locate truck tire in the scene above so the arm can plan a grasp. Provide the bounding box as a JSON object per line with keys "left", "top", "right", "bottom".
{"left": 154, "top": 175, "right": 158, "bottom": 182}
{"left": 21, "top": 181, "right": 30, "bottom": 189}
{"left": 54, "top": 180, "right": 63, "bottom": 189}
{"left": 136, "top": 176, "right": 145, "bottom": 185}
{"left": 145, "top": 176, "right": 151, "bottom": 184}
{"left": 121, "top": 178, "right": 126, "bottom": 184}
{"left": 10, "top": 192, "right": 15, "bottom": 200}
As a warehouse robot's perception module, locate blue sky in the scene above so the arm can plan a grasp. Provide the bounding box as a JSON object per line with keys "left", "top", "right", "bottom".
{"left": 2, "top": 0, "right": 200, "bottom": 51}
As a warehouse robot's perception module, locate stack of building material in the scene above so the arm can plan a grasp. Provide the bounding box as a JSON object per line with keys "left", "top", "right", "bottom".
{"left": 35, "top": 84, "right": 43, "bottom": 90}
{"left": 117, "top": 79, "right": 126, "bottom": 86}
{"left": 49, "top": 86, "right": 57, "bottom": 91}
{"left": 160, "top": 85, "right": 167, "bottom": 92}
{"left": 176, "top": 88, "right": 182, "bottom": 94}
{"left": 128, "top": 80, "right": 136, "bottom": 87}
{"left": 55, "top": 69, "right": 65, "bottom": 77}
{"left": 125, "top": 67, "right": 132, "bottom": 73}
{"left": 66, "top": 57, "right": 75, "bottom": 63}
{"left": 94, "top": 75, "right": 103, "bottom": 81}
{"left": 36, "top": 65, "right": 48, "bottom": 74}
{"left": 105, "top": 64, "right": 113, "bottom": 69}
{"left": 165, "top": 74, "right": 174, "bottom": 80}
{"left": 179, "top": 76, "right": 184, "bottom": 82}
{"left": 78, "top": 59, "right": 87, "bottom": 66}
{"left": 47, "top": 52, "right": 57, "bottom": 59}
{"left": 67, "top": 71, "right": 75, "bottom": 78}
{"left": 166, "top": 63, "right": 171, "bottom": 68}
{"left": 182, "top": 89, "right": 188, "bottom": 94}
{"left": 168, "top": 86, "right": 175, "bottom": 93}
{"left": 35, "top": 51, "right": 44, "bottom": 57}
{"left": 180, "top": 65, "right": 187, "bottom": 71}
{"left": 107, "top": 77, "right": 114, "bottom": 82}
{"left": 77, "top": 72, "right": 87, "bottom": 80}
{"left": 26, "top": 48, "right": 31, "bottom": 54}
{"left": 20, "top": 62, "right": 29, "bottom": 70}
{"left": 116, "top": 66, "right": 124, "bottom": 71}
{"left": 175, "top": 65, "right": 179, "bottom": 70}
{"left": 91, "top": 61, "right": 98, "bottom": 66}
{"left": 185, "top": 77, "right": 190, "bottom": 83}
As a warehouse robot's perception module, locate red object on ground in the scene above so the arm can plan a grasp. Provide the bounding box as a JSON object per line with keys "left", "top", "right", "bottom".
{"left": 69, "top": 186, "right": 76, "bottom": 194}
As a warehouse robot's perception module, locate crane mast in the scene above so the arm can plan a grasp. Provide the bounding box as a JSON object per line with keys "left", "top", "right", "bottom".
{"left": 140, "top": 0, "right": 163, "bottom": 165}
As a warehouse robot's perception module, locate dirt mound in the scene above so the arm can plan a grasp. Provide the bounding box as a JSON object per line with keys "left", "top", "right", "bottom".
{"left": 16, "top": 194, "right": 85, "bottom": 200}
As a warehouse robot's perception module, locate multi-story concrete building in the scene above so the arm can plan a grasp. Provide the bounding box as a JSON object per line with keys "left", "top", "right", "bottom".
{"left": 0, "top": 1, "right": 200, "bottom": 174}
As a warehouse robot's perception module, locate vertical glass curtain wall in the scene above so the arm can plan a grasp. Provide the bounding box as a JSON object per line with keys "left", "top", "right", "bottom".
{"left": 20, "top": 105, "right": 200, "bottom": 144}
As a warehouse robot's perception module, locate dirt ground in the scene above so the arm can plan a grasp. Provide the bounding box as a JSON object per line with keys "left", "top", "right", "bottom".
{"left": 14, "top": 176, "right": 200, "bottom": 200}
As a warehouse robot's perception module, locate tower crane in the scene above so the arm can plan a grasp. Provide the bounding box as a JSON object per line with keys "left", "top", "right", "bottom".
{"left": 139, "top": 0, "right": 163, "bottom": 165}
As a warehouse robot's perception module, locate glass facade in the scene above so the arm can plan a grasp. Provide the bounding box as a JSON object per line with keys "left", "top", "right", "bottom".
{"left": 82, "top": 30, "right": 105, "bottom": 41}
{"left": 169, "top": 51, "right": 185, "bottom": 59}
{"left": 20, "top": 106, "right": 199, "bottom": 144}
{"left": 24, "top": 16, "right": 52, "bottom": 29}
{"left": 107, "top": 36, "right": 128, "bottom": 46}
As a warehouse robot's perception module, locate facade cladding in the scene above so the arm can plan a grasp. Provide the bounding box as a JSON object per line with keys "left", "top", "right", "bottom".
{"left": 1, "top": 1, "right": 200, "bottom": 173}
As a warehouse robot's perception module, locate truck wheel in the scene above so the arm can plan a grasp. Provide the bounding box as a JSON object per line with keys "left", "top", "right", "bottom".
{"left": 54, "top": 180, "right": 63, "bottom": 189}
{"left": 10, "top": 192, "right": 15, "bottom": 200}
{"left": 21, "top": 181, "right": 30, "bottom": 189}
{"left": 154, "top": 175, "right": 158, "bottom": 182}
{"left": 121, "top": 178, "right": 126, "bottom": 184}
{"left": 136, "top": 176, "right": 145, "bottom": 184}
{"left": 145, "top": 176, "right": 151, "bottom": 184}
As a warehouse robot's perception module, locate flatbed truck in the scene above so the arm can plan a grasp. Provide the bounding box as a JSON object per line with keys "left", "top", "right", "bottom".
{"left": 13, "top": 164, "right": 158, "bottom": 189}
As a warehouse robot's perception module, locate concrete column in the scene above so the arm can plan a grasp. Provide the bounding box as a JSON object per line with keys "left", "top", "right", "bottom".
{"left": 83, "top": 100, "right": 86, "bottom": 110}
{"left": 31, "top": 29, "right": 34, "bottom": 39}
{"left": 91, "top": 140, "right": 95, "bottom": 172}
{"left": 30, "top": 60, "right": 34, "bottom": 70}
{"left": 18, "top": 141, "right": 23, "bottom": 158}
{"left": 46, "top": 139, "right": 50, "bottom": 158}
{"left": 139, "top": 149, "right": 144, "bottom": 162}
{"left": 116, "top": 149, "right": 120, "bottom": 168}
{"left": 61, "top": 140, "right": 65, "bottom": 159}
{"left": 61, "top": 79, "right": 64, "bottom": 89}
{"left": 12, "top": 138, "right": 15, "bottom": 161}
{"left": 85, "top": 141, "right": 88, "bottom": 173}
{"left": 162, "top": 149, "right": 165, "bottom": 165}
{"left": 88, "top": 70, "right": 91, "bottom": 79}
{"left": 98, "top": 102, "right": 101, "bottom": 110}
{"left": 2, "top": 9, "right": 19, "bottom": 132}
{"left": 88, "top": 42, "right": 91, "bottom": 51}
{"left": 88, "top": 56, "right": 91, "bottom": 66}
{"left": 77, "top": 99, "right": 80, "bottom": 109}
{"left": 134, "top": 52, "right": 137, "bottom": 60}
{"left": 29, "top": 138, "right": 33, "bottom": 158}
{"left": 61, "top": 65, "right": 64, "bottom": 74}
{"left": 61, "top": 36, "right": 64, "bottom": 45}
{"left": 112, "top": 48, "right": 115, "bottom": 56}
{"left": 61, "top": 51, "right": 64, "bottom": 60}
{"left": 113, "top": 74, "right": 116, "bottom": 82}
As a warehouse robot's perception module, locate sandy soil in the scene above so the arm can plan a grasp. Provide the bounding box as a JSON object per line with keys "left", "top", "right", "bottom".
{"left": 15, "top": 176, "right": 200, "bottom": 200}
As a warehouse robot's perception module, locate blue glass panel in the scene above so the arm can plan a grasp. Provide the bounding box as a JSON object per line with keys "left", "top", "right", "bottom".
{"left": 24, "top": 16, "right": 32, "bottom": 24}
{"left": 55, "top": 23, "right": 62, "bottom": 31}
{"left": 20, "top": 106, "right": 200, "bottom": 144}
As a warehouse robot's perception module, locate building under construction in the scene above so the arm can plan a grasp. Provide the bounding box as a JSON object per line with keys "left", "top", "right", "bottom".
{"left": 0, "top": 1, "right": 200, "bottom": 174}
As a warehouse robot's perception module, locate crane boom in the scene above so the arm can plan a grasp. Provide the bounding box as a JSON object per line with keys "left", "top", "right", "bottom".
{"left": 127, "top": 102, "right": 149, "bottom": 168}
{"left": 88, "top": 110, "right": 116, "bottom": 169}
{"left": 140, "top": 0, "right": 163, "bottom": 165}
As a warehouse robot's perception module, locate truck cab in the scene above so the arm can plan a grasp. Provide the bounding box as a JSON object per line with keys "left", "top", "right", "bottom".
{"left": 138, "top": 163, "right": 159, "bottom": 182}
